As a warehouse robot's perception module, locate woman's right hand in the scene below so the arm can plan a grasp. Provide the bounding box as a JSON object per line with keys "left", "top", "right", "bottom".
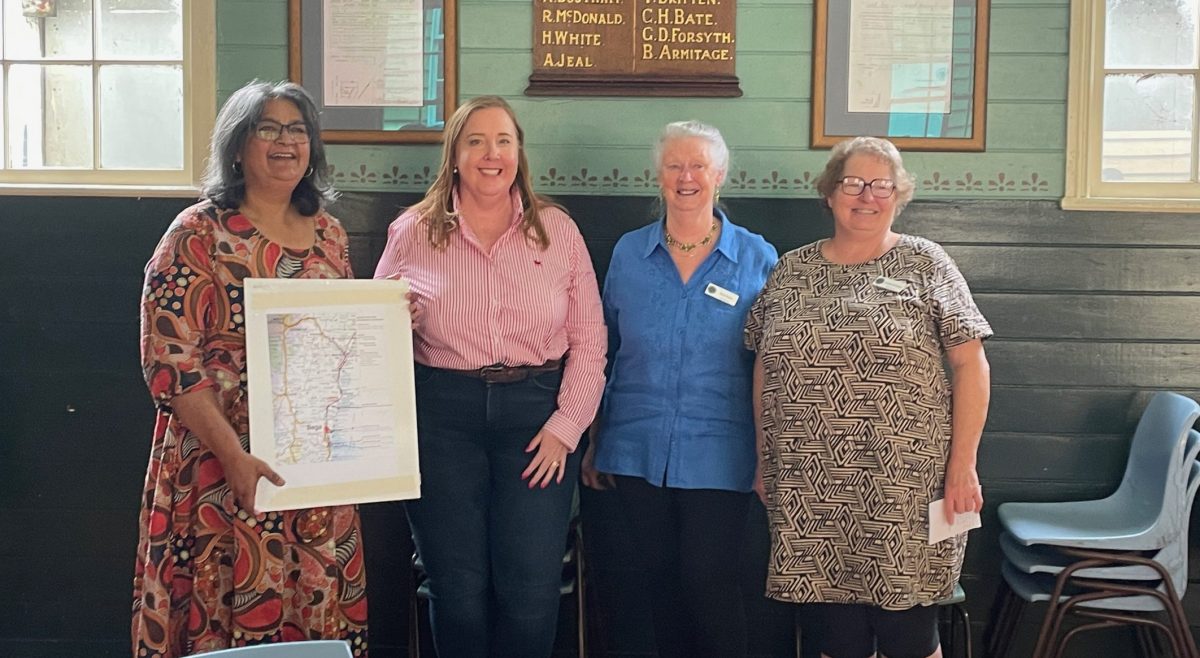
{"left": 580, "top": 442, "right": 615, "bottom": 490}
{"left": 223, "top": 451, "right": 286, "bottom": 515}
{"left": 170, "top": 390, "right": 285, "bottom": 516}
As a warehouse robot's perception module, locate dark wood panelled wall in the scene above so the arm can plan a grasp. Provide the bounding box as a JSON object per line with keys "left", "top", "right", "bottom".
{"left": 2, "top": 193, "right": 1198, "bottom": 657}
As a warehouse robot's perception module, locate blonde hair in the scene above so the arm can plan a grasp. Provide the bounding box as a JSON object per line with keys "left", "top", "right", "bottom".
{"left": 409, "top": 96, "right": 553, "bottom": 250}
{"left": 815, "top": 136, "right": 917, "bottom": 214}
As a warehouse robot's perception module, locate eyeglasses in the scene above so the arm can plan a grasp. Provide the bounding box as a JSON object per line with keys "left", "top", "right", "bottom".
{"left": 837, "top": 176, "right": 896, "bottom": 199}
{"left": 253, "top": 120, "right": 310, "bottom": 143}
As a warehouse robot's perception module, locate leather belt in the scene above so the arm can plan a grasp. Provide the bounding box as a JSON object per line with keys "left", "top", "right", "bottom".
{"left": 440, "top": 358, "right": 563, "bottom": 384}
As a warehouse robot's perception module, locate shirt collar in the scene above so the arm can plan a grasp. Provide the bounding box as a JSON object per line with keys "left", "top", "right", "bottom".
{"left": 642, "top": 208, "right": 738, "bottom": 264}
{"left": 451, "top": 186, "right": 526, "bottom": 227}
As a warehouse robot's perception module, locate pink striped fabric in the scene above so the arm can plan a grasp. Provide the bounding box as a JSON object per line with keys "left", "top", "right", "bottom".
{"left": 373, "top": 191, "right": 607, "bottom": 450}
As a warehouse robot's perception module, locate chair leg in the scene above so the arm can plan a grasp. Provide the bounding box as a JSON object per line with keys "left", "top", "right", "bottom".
{"left": 1050, "top": 619, "right": 1120, "bottom": 658}
{"left": 1031, "top": 557, "right": 1112, "bottom": 658}
{"left": 1071, "top": 574, "right": 1197, "bottom": 658}
{"left": 944, "top": 605, "right": 956, "bottom": 658}
{"left": 1075, "top": 610, "right": 1184, "bottom": 658}
{"left": 983, "top": 580, "right": 1009, "bottom": 657}
{"left": 1135, "top": 623, "right": 1157, "bottom": 658}
{"left": 795, "top": 606, "right": 804, "bottom": 658}
{"left": 408, "top": 587, "right": 421, "bottom": 658}
{"left": 954, "top": 603, "right": 973, "bottom": 658}
{"left": 575, "top": 525, "right": 587, "bottom": 658}
{"left": 985, "top": 580, "right": 1022, "bottom": 658}
{"left": 1155, "top": 576, "right": 1199, "bottom": 658}
{"left": 1059, "top": 547, "right": 1200, "bottom": 658}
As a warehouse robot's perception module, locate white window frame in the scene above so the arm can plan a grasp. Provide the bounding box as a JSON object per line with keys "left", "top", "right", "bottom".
{"left": 0, "top": 1, "right": 214, "bottom": 197}
{"left": 1063, "top": 0, "right": 1200, "bottom": 212}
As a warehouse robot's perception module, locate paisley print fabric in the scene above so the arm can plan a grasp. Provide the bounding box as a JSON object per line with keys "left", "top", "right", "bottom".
{"left": 745, "top": 234, "right": 992, "bottom": 610}
{"left": 133, "top": 202, "right": 368, "bottom": 657}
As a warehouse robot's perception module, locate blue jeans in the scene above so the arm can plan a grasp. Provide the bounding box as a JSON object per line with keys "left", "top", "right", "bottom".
{"left": 406, "top": 364, "right": 580, "bottom": 658}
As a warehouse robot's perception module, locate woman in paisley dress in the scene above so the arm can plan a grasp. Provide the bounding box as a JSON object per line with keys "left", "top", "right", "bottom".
{"left": 132, "top": 80, "right": 368, "bottom": 658}
{"left": 745, "top": 137, "right": 991, "bottom": 658}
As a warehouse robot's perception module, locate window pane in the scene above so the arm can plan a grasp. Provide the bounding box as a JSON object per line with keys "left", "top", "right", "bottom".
{"left": 1102, "top": 73, "right": 1194, "bottom": 182}
{"left": 2, "top": 0, "right": 92, "bottom": 60}
{"left": 1106, "top": 0, "right": 1198, "bottom": 68}
{"left": 99, "top": 64, "right": 182, "bottom": 169}
{"left": 98, "top": 0, "right": 182, "bottom": 60}
{"left": 7, "top": 64, "right": 93, "bottom": 168}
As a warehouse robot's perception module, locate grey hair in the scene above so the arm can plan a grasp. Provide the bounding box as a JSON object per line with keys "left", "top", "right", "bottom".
{"left": 815, "top": 136, "right": 917, "bottom": 215}
{"left": 653, "top": 120, "right": 730, "bottom": 174}
{"left": 200, "top": 80, "right": 337, "bottom": 216}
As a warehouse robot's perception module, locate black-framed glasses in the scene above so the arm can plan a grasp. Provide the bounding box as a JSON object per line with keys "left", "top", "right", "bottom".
{"left": 254, "top": 121, "right": 311, "bottom": 143}
{"left": 838, "top": 176, "right": 896, "bottom": 199}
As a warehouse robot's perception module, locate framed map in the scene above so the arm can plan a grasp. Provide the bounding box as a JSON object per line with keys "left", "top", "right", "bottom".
{"left": 245, "top": 277, "right": 420, "bottom": 511}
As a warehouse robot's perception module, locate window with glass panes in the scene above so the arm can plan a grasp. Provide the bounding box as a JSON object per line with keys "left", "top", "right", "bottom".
{"left": 0, "top": 0, "right": 212, "bottom": 190}
{"left": 1064, "top": 0, "right": 1200, "bottom": 211}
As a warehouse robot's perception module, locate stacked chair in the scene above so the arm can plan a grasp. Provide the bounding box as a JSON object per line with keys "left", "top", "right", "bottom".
{"left": 986, "top": 391, "right": 1200, "bottom": 658}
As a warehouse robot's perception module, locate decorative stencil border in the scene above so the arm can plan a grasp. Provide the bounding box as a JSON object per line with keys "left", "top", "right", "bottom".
{"left": 327, "top": 165, "right": 1053, "bottom": 196}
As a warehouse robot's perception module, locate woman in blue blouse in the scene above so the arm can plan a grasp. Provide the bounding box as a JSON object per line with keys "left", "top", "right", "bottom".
{"left": 582, "top": 120, "right": 777, "bottom": 658}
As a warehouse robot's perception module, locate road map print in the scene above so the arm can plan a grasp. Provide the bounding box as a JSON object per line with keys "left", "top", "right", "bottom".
{"left": 267, "top": 311, "right": 394, "bottom": 465}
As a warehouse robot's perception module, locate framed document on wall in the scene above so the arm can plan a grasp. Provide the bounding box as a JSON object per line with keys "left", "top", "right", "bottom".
{"left": 812, "top": 0, "right": 989, "bottom": 152}
{"left": 288, "top": 0, "right": 457, "bottom": 144}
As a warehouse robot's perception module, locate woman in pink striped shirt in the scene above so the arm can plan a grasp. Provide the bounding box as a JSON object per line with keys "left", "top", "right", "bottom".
{"left": 373, "top": 96, "right": 606, "bottom": 658}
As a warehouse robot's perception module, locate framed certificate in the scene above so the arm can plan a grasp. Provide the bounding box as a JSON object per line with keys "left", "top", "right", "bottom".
{"left": 812, "top": 0, "right": 990, "bottom": 152}
{"left": 288, "top": 0, "right": 458, "bottom": 144}
{"left": 245, "top": 278, "right": 420, "bottom": 511}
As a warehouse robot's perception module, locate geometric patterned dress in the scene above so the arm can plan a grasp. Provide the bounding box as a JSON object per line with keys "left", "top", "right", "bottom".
{"left": 133, "top": 202, "right": 369, "bottom": 657}
{"left": 744, "top": 234, "right": 992, "bottom": 610}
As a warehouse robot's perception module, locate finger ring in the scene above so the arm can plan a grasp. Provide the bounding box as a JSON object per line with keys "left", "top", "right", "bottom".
{"left": 551, "top": 461, "right": 561, "bottom": 469}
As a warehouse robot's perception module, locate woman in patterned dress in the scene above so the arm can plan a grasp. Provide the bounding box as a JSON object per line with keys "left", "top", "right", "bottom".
{"left": 745, "top": 137, "right": 991, "bottom": 658}
{"left": 132, "top": 81, "right": 368, "bottom": 658}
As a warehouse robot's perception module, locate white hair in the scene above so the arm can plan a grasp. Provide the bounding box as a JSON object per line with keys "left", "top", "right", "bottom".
{"left": 653, "top": 120, "right": 730, "bottom": 174}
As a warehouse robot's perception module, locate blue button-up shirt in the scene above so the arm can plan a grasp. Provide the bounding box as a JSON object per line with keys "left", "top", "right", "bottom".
{"left": 594, "top": 211, "right": 778, "bottom": 491}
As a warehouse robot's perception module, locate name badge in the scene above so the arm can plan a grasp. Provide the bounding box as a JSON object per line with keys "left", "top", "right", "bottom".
{"left": 705, "top": 283, "right": 739, "bottom": 306}
{"left": 872, "top": 276, "right": 909, "bottom": 293}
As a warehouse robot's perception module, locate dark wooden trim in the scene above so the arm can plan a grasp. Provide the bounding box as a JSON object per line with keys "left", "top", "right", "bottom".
{"left": 525, "top": 73, "right": 743, "bottom": 98}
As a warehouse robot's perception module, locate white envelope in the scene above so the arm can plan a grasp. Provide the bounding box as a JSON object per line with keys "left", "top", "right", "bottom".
{"left": 928, "top": 498, "right": 982, "bottom": 545}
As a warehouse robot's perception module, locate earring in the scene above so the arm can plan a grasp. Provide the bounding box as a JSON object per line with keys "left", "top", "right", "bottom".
{"left": 453, "top": 166, "right": 459, "bottom": 175}
{"left": 304, "top": 166, "right": 314, "bottom": 177}
{"left": 714, "top": 188, "right": 721, "bottom": 203}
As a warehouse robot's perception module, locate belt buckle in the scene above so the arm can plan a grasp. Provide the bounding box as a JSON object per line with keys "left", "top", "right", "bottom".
{"left": 479, "top": 363, "right": 510, "bottom": 384}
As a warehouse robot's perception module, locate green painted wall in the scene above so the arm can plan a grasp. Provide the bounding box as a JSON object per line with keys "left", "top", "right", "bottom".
{"left": 216, "top": 0, "right": 1068, "bottom": 198}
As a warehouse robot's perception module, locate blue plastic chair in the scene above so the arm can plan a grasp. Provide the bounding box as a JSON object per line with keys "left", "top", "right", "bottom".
{"left": 195, "top": 641, "right": 353, "bottom": 657}
{"left": 999, "top": 529, "right": 1198, "bottom": 658}
{"left": 987, "top": 392, "right": 1200, "bottom": 657}
{"left": 998, "top": 391, "right": 1200, "bottom": 550}
{"left": 999, "top": 431, "right": 1200, "bottom": 582}
{"left": 991, "top": 461, "right": 1200, "bottom": 658}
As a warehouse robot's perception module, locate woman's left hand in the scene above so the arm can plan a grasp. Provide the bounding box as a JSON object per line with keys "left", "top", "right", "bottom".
{"left": 383, "top": 273, "right": 423, "bottom": 330}
{"left": 943, "top": 460, "right": 983, "bottom": 524}
{"left": 522, "top": 428, "right": 569, "bottom": 488}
